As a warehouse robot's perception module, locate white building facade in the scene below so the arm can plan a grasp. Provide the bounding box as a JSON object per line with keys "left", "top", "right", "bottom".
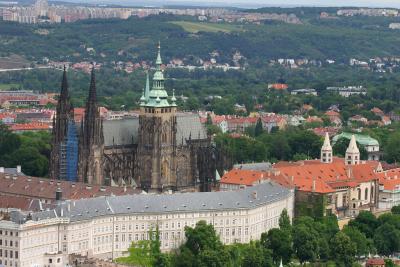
{"left": 0, "top": 182, "right": 294, "bottom": 266}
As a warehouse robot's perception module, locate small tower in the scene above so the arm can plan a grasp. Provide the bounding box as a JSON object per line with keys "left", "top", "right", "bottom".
{"left": 321, "top": 132, "right": 333, "bottom": 163}
{"left": 345, "top": 134, "right": 360, "bottom": 165}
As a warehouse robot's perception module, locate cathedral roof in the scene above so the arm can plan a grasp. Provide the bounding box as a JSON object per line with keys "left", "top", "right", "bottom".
{"left": 101, "top": 113, "right": 207, "bottom": 147}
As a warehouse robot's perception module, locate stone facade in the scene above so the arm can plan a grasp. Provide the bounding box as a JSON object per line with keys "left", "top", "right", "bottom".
{"left": 49, "top": 46, "right": 222, "bottom": 191}
{"left": 0, "top": 182, "right": 294, "bottom": 266}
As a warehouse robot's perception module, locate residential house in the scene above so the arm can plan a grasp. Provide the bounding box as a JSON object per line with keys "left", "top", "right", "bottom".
{"left": 268, "top": 83, "right": 288, "bottom": 91}
{"left": 290, "top": 88, "right": 317, "bottom": 96}
{"left": 377, "top": 168, "right": 400, "bottom": 209}
{"left": 226, "top": 117, "right": 258, "bottom": 133}
{"left": 348, "top": 115, "right": 368, "bottom": 125}
{"left": 324, "top": 110, "right": 342, "bottom": 126}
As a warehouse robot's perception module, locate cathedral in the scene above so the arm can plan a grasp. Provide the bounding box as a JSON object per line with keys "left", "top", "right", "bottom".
{"left": 49, "top": 44, "right": 228, "bottom": 192}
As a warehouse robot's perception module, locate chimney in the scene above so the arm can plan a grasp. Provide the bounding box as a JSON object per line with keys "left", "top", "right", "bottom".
{"left": 312, "top": 178, "right": 316, "bottom": 192}
{"left": 291, "top": 176, "right": 294, "bottom": 182}
{"left": 0, "top": 167, "right": 4, "bottom": 173}
{"left": 56, "top": 187, "right": 62, "bottom": 201}
{"left": 16, "top": 165, "right": 21, "bottom": 173}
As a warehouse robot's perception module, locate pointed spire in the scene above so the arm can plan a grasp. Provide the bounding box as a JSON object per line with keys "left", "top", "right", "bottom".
{"left": 145, "top": 70, "right": 150, "bottom": 101}
{"left": 171, "top": 89, "right": 177, "bottom": 107}
{"left": 345, "top": 134, "right": 360, "bottom": 165}
{"left": 60, "top": 65, "right": 69, "bottom": 100}
{"left": 156, "top": 41, "right": 162, "bottom": 66}
{"left": 322, "top": 132, "right": 332, "bottom": 150}
{"left": 140, "top": 87, "right": 146, "bottom": 106}
{"left": 346, "top": 134, "right": 359, "bottom": 154}
{"left": 88, "top": 65, "right": 97, "bottom": 103}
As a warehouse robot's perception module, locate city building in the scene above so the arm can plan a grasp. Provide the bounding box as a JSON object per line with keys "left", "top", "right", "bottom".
{"left": 326, "top": 86, "right": 367, "bottom": 97}
{"left": 49, "top": 45, "right": 228, "bottom": 192}
{"left": 290, "top": 88, "right": 318, "bottom": 96}
{"left": 0, "top": 182, "right": 294, "bottom": 266}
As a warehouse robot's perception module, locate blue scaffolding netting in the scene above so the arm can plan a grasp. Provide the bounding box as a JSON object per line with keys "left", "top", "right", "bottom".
{"left": 65, "top": 120, "right": 78, "bottom": 182}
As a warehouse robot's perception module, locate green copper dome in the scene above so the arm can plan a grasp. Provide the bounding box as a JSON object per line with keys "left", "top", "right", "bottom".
{"left": 145, "top": 42, "right": 172, "bottom": 108}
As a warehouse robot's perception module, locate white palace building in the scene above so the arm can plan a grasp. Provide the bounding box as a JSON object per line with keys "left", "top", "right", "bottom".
{"left": 0, "top": 182, "right": 294, "bottom": 267}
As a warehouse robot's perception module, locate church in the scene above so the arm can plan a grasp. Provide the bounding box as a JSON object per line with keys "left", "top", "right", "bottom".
{"left": 49, "top": 44, "right": 227, "bottom": 192}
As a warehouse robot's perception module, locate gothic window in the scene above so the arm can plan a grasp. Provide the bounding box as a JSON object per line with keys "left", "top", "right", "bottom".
{"left": 161, "top": 160, "right": 169, "bottom": 179}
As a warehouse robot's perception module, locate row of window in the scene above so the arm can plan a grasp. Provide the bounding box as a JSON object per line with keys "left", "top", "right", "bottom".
{"left": 0, "top": 249, "right": 18, "bottom": 259}
{"left": 0, "top": 240, "right": 18, "bottom": 248}
{"left": 0, "top": 231, "right": 17, "bottom": 237}
{"left": 0, "top": 259, "right": 18, "bottom": 267}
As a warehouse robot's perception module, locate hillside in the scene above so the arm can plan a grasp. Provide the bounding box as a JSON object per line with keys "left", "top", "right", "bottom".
{"left": 1, "top": 11, "right": 400, "bottom": 64}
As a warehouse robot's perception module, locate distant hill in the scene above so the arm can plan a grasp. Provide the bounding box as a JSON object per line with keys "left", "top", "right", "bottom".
{"left": 1, "top": 13, "right": 400, "bottom": 64}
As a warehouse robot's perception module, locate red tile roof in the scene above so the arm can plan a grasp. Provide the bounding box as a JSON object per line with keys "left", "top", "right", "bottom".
{"left": 325, "top": 110, "right": 340, "bottom": 117}
{"left": 9, "top": 122, "right": 51, "bottom": 132}
{"left": 0, "top": 174, "right": 140, "bottom": 207}
{"left": 274, "top": 158, "right": 379, "bottom": 194}
{"left": 221, "top": 169, "right": 267, "bottom": 186}
{"left": 220, "top": 169, "right": 294, "bottom": 189}
{"left": 269, "top": 83, "right": 288, "bottom": 90}
{"left": 366, "top": 258, "right": 385, "bottom": 266}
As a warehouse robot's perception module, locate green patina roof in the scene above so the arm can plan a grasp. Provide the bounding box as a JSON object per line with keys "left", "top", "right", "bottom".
{"left": 332, "top": 132, "right": 379, "bottom": 146}
{"left": 141, "top": 42, "right": 176, "bottom": 108}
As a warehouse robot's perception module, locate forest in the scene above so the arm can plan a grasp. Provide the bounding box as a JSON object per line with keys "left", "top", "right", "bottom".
{"left": 1, "top": 9, "right": 400, "bottom": 64}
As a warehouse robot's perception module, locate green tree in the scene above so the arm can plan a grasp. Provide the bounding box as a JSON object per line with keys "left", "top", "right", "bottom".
{"left": 116, "top": 227, "right": 169, "bottom": 267}
{"left": 173, "top": 221, "right": 230, "bottom": 267}
{"left": 348, "top": 211, "right": 379, "bottom": 239}
{"left": 262, "top": 228, "right": 292, "bottom": 265}
{"left": 0, "top": 124, "right": 21, "bottom": 165}
{"left": 279, "top": 209, "right": 292, "bottom": 232}
{"left": 385, "top": 132, "right": 400, "bottom": 163}
{"left": 330, "top": 232, "right": 356, "bottom": 267}
{"left": 241, "top": 241, "right": 273, "bottom": 267}
{"left": 373, "top": 223, "right": 400, "bottom": 256}
{"left": 254, "top": 118, "right": 264, "bottom": 137}
{"left": 342, "top": 226, "right": 372, "bottom": 257}
{"left": 391, "top": 205, "right": 400, "bottom": 215}
{"left": 293, "top": 224, "right": 319, "bottom": 264}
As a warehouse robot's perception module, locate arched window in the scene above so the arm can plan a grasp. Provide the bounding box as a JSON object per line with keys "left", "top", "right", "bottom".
{"left": 365, "top": 188, "right": 369, "bottom": 200}
{"left": 358, "top": 188, "right": 361, "bottom": 200}
{"left": 161, "top": 160, "right": 169, "bottom": 179}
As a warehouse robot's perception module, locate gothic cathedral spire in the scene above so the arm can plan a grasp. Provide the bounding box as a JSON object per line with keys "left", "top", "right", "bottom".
{"left": 78, "top": 67, "right": 104, "bottom": 185}
{"left": 49, "top": 66, "right": 74, "bottom": 180}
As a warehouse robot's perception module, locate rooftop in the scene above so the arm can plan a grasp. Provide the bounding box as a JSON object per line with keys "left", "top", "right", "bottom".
{"left": 333, "top": 132, "right": 379, "bottom": 146}
{"left": 9, "top": 182, "right": 293, "bottom": 224}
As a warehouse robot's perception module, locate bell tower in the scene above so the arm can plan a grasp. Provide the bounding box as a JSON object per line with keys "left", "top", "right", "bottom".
{"left": 136, "top": 43, "right": 178, "bottom": 192}
{"left": 345, "top": 135, "right": 360, "bottom": 165}
{"left": 321, "top": 132, "right": 333, "bottom": 163}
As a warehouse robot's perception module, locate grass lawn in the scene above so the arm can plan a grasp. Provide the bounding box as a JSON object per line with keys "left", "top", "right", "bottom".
{"left": 0, "top": 83, "right": 20, "bottom": 90}
{"left": 170, "top": 21, "right": 245, "bottom": 33}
